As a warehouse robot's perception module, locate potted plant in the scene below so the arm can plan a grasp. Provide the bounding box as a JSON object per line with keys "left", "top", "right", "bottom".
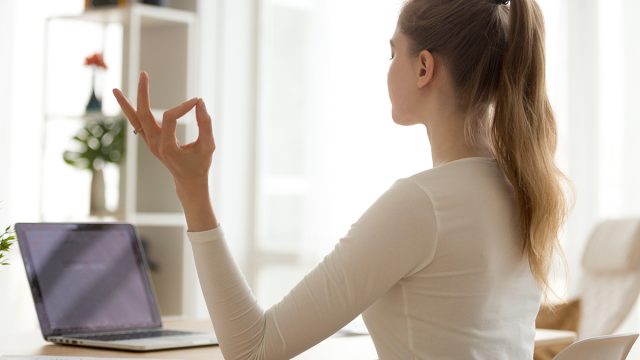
{"left": 63, "top": 116, "right": 126, "bottom": 216}
{"left": 0, "top": 225, "right": 15, "bottom": 266}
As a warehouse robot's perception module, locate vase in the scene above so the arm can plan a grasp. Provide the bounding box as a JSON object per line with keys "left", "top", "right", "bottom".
{"left": 90, "top": 168, "right": 107, "bottom": 216}
{"left": 85, "top": 68, "right": 102, "bottom": 113}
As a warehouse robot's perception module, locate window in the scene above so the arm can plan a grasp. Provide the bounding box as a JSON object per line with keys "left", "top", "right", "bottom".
{"left": 253, "top": 0, "right": 428, "bottom": 307}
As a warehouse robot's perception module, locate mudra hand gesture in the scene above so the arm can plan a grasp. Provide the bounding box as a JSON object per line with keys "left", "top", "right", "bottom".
{"left": 112, "top": 71, "right": 215, "bottom": 182}
{"left": 112, "top": 72, "right": 219, "bottom": 231}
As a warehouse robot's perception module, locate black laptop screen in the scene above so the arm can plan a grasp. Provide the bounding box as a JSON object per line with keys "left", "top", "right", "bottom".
{"left": 16, "top": 223, "right": 161, "bottom": 337}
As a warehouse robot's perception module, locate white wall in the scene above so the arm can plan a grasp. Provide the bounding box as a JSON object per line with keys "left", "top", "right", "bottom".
{"left": 0, "top": 0, "right": 14, "bottom": 214}
{"left": 0, "top": 0, "right": 15, "bottom": 278}
{"left": 0, "top": 0, "right": 40, "bottom": 335}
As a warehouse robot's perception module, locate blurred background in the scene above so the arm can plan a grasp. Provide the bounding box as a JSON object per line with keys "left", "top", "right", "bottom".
{"left": 0, "top": 0, "right": 639, "bottom": 353}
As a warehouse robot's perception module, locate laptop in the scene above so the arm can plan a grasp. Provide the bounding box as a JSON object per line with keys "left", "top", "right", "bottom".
{"left": 15, "top": 222, "right": 218, "bottom": 351}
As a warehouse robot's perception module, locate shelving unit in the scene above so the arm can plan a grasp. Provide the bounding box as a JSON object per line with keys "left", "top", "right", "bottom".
{"left": 41, "top": 2, "right": 201, "bottom": 318}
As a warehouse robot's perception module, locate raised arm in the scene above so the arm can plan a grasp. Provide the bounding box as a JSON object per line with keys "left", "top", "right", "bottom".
{"left": 189, "top": 178, "right": 437, "bottom": 359}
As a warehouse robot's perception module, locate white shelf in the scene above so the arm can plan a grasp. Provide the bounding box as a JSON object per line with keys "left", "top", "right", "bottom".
{"left": 133, "top": 212, "right": 185, "bottom": 226}
{"left": 44, "top": 113, "right": 124, "bottom": 122}
{"left": 54, "top": 3, "right": 195, "bottom": 27}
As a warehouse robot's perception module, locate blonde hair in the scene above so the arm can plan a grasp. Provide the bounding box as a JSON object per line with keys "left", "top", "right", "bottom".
{"left": 399, "top": 0, "right": 571, "bottom": 292}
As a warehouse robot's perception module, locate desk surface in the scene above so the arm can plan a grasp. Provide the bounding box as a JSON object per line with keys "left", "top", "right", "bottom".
{"left": 1, "top": 319, "right": 576, "bottom": 359}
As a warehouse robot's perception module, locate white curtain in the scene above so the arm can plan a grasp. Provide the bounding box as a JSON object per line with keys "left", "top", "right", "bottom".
{"left": 557, "top": 0, "right": 640, "bottom": 292}
{"left": 557, "top": 2, "right": 640, "bottom": 353}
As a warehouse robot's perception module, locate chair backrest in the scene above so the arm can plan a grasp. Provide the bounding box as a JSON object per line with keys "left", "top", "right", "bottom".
{"left": 578, "top": 218, "right": 640, "bottom": 338}
{"left": 552, "top": 333, "right": 639, "bottom": 360}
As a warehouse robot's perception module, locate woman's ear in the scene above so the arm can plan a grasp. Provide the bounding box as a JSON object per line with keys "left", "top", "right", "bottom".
{"left": 417, "top": 49, "right": 435, "bottom": 88}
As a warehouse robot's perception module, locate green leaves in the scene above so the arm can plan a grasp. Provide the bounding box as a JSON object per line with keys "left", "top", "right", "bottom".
{"left": 63, "top": 115, "right": 126, "bottom": 171}
{"left": 0, "top": 225, "right": 15, "bottom": 266}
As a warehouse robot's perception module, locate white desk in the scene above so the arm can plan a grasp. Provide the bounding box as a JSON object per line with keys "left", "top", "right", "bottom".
{"left": 0, "top": 319, "right": 576, "bottom": 359}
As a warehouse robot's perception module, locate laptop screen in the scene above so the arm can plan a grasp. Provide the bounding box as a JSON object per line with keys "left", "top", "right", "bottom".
{"left": 16, "top": 223, "right": 162, "bottom": 337}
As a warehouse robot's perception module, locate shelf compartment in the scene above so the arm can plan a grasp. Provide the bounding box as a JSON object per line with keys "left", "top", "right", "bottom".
{"left": 139, "top": 22, "right": 190, "bottom": 109}
{"left": 136, "top": 224, "right": 186, "bottom": 317}
{"left": 135, "top": 123, "right": 187, "bottom": 213}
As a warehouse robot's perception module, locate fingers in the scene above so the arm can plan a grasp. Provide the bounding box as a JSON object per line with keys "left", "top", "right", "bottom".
{"left": 113, "top": 88, "right": 148, "bottom": 141}
{"left": 163, "top": 97, "right": 199, "bottom": 121}
{"left": 195, "top": 99, "right": 215, "bottom": 150}
{"left": 117, "top": 71, "right": 213, "bottom": 159}
{"left": 137, "top": 71, "right": 151, "bottom": 113}
{"left": 161, "top": 97, "right": 199, "bottom": 151}
{"left": 112, "top": 88, "right": 138, "bottom": 127}
{"left": 136, "top": 72, "right": 159, "bottom": 135}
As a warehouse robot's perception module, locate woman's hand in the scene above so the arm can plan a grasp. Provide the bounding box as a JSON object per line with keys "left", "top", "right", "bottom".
{"left": 112, "top": 71, "right": 216, "bottom": 185}
{"left": 112, "top": 71, "right": 219, "bottom": 231}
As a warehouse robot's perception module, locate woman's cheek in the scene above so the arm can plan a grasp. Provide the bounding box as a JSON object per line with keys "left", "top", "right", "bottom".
{"left": 387, "top": 64, "right": 400, "bottom": 106}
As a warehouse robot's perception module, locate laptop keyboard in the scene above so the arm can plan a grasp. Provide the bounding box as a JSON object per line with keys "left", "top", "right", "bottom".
{"left": 68, "top": 329, "right": 195, "bottom": 342}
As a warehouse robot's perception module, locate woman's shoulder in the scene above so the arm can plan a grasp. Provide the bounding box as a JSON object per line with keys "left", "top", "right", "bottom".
{"left": 407, "top": 156, "right": 498, "bottom": 183}
{"left": 404, "top": 157, "right": 510, "bottom": 204}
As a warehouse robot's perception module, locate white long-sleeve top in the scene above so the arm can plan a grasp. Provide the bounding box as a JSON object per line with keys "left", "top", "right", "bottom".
{"left": 188, "top": 157, "right": 541, "bottom": 359}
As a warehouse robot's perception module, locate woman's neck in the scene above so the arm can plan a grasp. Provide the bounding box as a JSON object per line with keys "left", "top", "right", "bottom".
{"left": 424, "top": 114, "right": 494, "bottom": 167}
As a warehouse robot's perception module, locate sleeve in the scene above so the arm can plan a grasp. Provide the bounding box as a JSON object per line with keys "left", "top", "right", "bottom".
{"left": 188, "top": 178, "right": 438, "bottom": 360}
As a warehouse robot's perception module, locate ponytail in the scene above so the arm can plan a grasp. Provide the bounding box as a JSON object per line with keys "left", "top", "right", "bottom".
{"left": 492, "top": 0, "right": 570, "bottom": 292}
{"left": 399, "top": 0, "right": 571, "bottom": 292}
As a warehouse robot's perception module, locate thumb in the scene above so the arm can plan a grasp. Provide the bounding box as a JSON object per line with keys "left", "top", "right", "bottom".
{"left": 161, "top": 97, "right": 199, "bottom": 150}
{"left": 196, "top": 99, "right": 215, "bottom": 149}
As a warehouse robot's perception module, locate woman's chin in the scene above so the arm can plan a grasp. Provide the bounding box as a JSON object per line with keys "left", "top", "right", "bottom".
{"left": 391, "top": 113, "right": 415, "bottom": 126}
{"left": 392, "top": 118, "right": 404, "bottom": 125}
{"left": 391, "top": 110, "right": 403, "bottom": 125}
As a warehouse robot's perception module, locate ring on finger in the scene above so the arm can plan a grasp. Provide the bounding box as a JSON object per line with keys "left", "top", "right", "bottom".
{"left": 133, "top": 127, "right": 144, "bottom": 135}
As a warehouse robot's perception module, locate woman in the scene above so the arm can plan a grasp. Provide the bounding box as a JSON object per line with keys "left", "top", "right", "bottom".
{"left": 113, "top": 0, "right": 569, "bottom": 358}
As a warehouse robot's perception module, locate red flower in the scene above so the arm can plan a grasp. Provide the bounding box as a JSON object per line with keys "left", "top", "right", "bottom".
{"left": 84, "top": 52, "right": 108, "bottom": 69}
